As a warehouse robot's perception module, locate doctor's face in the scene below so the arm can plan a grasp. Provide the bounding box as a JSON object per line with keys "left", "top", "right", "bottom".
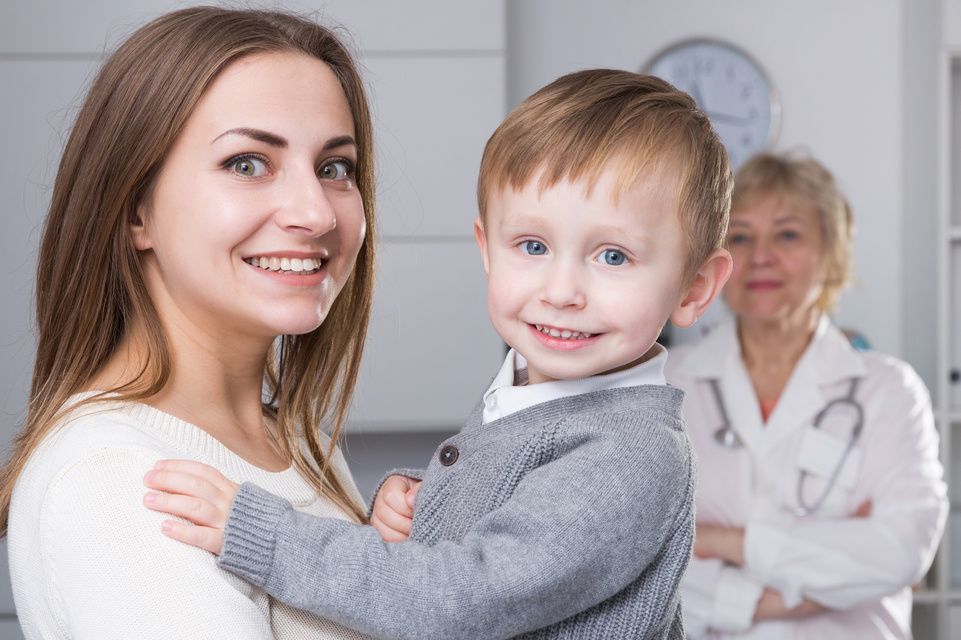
{"left": 724, "top": 194, "right": 826, "bottom": 325}
{"left": 132, "top": 52, "right": 366, "bottom": 343}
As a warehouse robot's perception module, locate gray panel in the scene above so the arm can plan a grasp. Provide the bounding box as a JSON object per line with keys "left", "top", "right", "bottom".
{"left": 0, "top": 60, "right": 101, "bottom": 443}
{"left": 0, "top": 0, "right": 505, "bottom": 55}
{"left": 364, "top": 55, "right": 506, "bottom": 238}
{"left": 0, "top": 620, "right": 23, "bottom": 640}
{"left": 350, "top": 241, "right": 504, "bottom": 431}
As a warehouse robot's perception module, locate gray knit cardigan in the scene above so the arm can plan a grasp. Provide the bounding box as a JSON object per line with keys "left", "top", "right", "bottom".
{"left": 218, "top": 384, "right": 694, "bottom": 639}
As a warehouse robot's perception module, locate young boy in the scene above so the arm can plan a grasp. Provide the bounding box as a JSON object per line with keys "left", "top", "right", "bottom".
{"left": 144, "top": 69, "right": 733, "bottom": 639}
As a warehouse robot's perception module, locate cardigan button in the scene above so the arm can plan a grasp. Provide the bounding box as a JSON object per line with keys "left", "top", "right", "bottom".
{"left": 439, "top": 444, "right": 459, "bottom": 466}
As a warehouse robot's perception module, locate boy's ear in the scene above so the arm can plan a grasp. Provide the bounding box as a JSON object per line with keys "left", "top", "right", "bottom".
{"left": 670, "top": 248, "right": 733, "bottom": 328}
{"left": 129, "top": 202, "right": 152, "bottom": 251}
{"left": 473, "top": 217, "right": 490, "bottom": 274}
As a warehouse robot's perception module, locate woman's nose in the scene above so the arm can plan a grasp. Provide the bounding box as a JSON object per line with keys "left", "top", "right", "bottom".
{"left": 274, "top": 169, "right": 337, "bottom": 236}
{"left": 748, "top": 238, "right": 776, "bottom": 267}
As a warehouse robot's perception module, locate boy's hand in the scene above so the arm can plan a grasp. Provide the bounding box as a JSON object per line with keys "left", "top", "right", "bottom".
{"left": 370, "top": 475, "right": 421, "bottom": 542}
{"left": 143, "top": 459, "right": 239, "bottom": 555}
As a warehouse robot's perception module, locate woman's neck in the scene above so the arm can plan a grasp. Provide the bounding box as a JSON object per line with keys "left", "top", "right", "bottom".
{"left": 91, "top": 318, "right": 287, "bottom": 470}
{"left": 738, "top": 309, "right": 820, "bottom": 402}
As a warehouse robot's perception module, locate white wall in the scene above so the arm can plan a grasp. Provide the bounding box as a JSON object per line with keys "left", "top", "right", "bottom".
{"left": 507, "top": 0, "right": 940, "bottom": 390}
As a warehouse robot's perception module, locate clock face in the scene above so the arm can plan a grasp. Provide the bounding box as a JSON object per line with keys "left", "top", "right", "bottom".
{"left": 646, "top": 39, "right": 779, "bottom": 169}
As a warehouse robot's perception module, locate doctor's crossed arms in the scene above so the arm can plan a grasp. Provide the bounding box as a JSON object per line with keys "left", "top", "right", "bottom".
{"left": 665, "top": 151, "right": 947, "bottom": 639}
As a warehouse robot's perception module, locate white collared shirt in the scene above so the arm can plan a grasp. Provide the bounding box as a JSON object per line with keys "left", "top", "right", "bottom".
{"left": 481, "top": 344, "right": 668, "bottom": 424}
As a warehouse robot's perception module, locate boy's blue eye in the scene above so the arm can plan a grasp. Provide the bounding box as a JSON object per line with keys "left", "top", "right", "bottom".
{"left": 228, "top": 155, "right": 269, "bottom": 178}
{"left": 521, "top": 241, "right": 547, "bottom": 256}
{"left": 600, "top": 249, "right": 627, "bottom": 266}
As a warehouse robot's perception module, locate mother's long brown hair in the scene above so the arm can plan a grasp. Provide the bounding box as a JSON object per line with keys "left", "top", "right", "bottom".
{"left": 0, "top": 7, "right": 376, "bottom": 534}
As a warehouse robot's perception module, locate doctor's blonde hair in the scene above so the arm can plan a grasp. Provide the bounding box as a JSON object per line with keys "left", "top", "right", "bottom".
{"left": 476, "top": 69, "right": 732, "bottom": 285}
{"left": 731, "top": 152, "right": 854, "bottom": 313}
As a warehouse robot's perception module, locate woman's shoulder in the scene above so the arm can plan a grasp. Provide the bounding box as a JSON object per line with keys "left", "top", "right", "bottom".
{"left": 855, "top": 348, "right": 930, "bottom": 406}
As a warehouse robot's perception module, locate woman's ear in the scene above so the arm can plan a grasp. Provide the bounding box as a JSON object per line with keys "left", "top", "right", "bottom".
{"left": 671, "top": 248, "right": 733, "bottom": 328}
{"left": 474, "top": 217, "right": 490, "bottom": 275}
{"left": 129, "top": 203, "right": 152, "bottom": 251}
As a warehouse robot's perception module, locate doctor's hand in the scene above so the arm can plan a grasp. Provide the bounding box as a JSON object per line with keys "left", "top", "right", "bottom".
{"left": 143, "top": 459, "right": 239, "bottom": 555}
{"left": 371, "top": 475, "right": 421, "bottom": 542}
{"left": 693, "top": 524, "right": 746, "bottom": 566}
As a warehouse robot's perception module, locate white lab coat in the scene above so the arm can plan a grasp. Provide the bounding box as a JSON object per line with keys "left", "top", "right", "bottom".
{"left": 665, "top": 317, "right": 947, "bottom": 639}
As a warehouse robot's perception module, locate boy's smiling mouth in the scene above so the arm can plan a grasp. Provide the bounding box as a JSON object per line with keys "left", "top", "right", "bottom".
{"left": 531, "top": 323, "right": 595, "bottom": 340}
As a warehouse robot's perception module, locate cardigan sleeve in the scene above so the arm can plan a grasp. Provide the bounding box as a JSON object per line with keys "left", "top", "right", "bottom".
{"left": 39, "top": 447, "right": 275, "bottom": 639}
{"left": 218, "top": 415, "right": 693, "bottom": 640}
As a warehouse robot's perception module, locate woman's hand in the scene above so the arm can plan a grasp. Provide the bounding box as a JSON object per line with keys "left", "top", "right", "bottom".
{"left": 143, "top": 460, "right": 239, "bottom": 555}
{"left": 694, "top": 523, "right": 746, "bottom": 566}
{"left": 753, "top": 588, "right": 827, "bottom": 621}
{"left": 370, "top": 475, "right": 421, "bottom": 542}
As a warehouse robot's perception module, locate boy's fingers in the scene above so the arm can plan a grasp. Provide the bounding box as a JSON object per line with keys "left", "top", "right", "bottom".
{"left": 144, "top": 491, "right": 228, "bottom": 528}
{"left": 153, "top": 459, "right": 239, "bottom": 494}
{"left": 406, "top": 480, "right": 422, "bottom": 508}
{"left": 370, "top": 514, "right": 409, "bottom": 543}
{"left": 382, "top": 484, "right": 414, "bottom": 519}
{"left": 144, "top": 470, "right": 223, "bottom": 503}
{"left": 372, "top": 501, "right": 413, "bottom": 535}
{"left": 160, "top": 519, "right": 224, "bottom": 555}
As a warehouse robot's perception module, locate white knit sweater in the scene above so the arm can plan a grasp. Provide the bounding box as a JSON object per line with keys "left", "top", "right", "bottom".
{"left": 8, "top": 394, "right": 373, "bottom": 639}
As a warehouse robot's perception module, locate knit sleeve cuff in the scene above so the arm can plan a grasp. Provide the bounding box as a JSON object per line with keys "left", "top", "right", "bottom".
{"left": 217, "top": 482, "right": 290, "bottom": 587}
{"left": 366, "top": 468, "right": 426, "bottom": 519}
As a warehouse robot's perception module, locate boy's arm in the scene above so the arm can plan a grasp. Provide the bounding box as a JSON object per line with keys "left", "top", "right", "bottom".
{"left": 148, "top": 420, "right": 692, "bottom": 640}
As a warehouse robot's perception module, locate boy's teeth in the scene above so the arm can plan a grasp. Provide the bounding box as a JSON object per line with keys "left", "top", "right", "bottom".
{"left": 533, "top": 324, "right": 593, "bottom": 340}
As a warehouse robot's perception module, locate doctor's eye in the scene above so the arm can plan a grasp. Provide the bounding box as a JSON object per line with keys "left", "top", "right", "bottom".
{"left": 777, "top": 229, "right": 801, "bottom": 242}
{"left": 727, "top": 233, "right": 754, "bottom": 247}
{"left": 520, "top": 240, "right": 548, "bottom": 256}
{"left": 318, "top": 158, "right": 355, "bottom": 182}
{"left": 598, "top": 249, "right": 627, "bottom": 266}
{"left": 225, "top": 154, "right": 270, "bottom": 178}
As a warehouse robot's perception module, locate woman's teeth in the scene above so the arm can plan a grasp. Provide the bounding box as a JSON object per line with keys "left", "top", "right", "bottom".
{"left": 244, "top": 256, "right": 322, "bottom": 274}
{"left": 533, "top": 324, "right": 594, "bottom": 340}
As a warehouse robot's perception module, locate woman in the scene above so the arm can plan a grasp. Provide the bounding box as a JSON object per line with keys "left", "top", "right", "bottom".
{"left": 1, "top": 8, "right": 376, "bottom": 638}
{"left": 666, "top": 152, "right": 947, "bottom": 638}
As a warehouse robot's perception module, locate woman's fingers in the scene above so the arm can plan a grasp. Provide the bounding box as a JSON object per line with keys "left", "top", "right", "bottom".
{"left": 160, "top": 519, "right": 225, "bottom": 555}
{"left": 144, "top": 491, "right": 228, "bottom": 528}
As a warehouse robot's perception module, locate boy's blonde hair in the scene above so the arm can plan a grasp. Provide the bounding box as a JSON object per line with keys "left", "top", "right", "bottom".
{"left": 477, "top": 69, "right": 732, "bottom": 283}
{"left": 731, "top": 152, "right": 853, "bottom": 312}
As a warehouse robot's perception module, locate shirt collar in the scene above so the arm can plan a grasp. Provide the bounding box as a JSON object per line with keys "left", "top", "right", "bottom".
{"left": 481, "top": 344, "right": 668, "bottom": 424}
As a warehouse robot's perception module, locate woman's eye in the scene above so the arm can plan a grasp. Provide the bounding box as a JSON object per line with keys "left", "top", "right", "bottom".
{"left": 599, "top": 249, "right": 627, "bottom": 266}
{"left": 521, "top": 240, "right": 547, "bottom": 256}
{"left": 319, "top": 159, "right": 353, "bottom": 181}
{"left": 727, "top": 233, "right": 750, "bottom": 246}
{"left": 228, "top": 155, "right": 269, "bottom": 178}
{"left": 778, "top": 229, "right": 800, "bottom": 242}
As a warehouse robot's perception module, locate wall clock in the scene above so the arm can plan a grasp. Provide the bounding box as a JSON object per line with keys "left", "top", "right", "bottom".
{"left": 644, "top": 38, "right": 781, "bottom": 169}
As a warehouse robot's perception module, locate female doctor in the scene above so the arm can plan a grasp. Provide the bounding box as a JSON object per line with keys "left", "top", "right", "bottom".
{"left": 666, "top": 152, "right": 947, "bottom": 638}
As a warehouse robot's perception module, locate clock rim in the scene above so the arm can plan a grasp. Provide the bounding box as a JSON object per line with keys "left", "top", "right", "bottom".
{"left": 641, "top": 36, "right": 782, "bottom": 151}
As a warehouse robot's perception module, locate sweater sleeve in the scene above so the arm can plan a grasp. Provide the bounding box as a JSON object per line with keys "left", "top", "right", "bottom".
{"left": 218, "top": 418, "right": 693, "bottom": 640}
{"left": 39, "top": 447, "right": 275, "bottom": 639}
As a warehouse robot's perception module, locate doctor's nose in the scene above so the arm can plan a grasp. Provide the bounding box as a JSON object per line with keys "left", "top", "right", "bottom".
{"left": 540, "top": 263, "right": 587, "bottom": 309}
{"left": 748, "top": 238, "right": 776, "bottom": 267}
{"left": 274, "top": 169, "right": 338, "bottom": 237}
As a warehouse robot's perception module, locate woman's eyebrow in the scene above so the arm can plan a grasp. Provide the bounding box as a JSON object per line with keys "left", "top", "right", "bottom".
{"left": 212, "top": 127, "right": 288, "bottom": 147}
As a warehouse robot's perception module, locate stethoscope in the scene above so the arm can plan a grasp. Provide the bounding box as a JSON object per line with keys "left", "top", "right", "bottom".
{"left": 708, "top": 377, "right": 864, "bottom": 516}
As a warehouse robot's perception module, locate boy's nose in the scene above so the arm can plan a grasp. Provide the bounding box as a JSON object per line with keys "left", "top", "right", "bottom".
{"left": 274, "top": 169, "right": 337, "bottom": 237}
{"left": 540, "top": 264, "right": 587, "bottom": 309}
